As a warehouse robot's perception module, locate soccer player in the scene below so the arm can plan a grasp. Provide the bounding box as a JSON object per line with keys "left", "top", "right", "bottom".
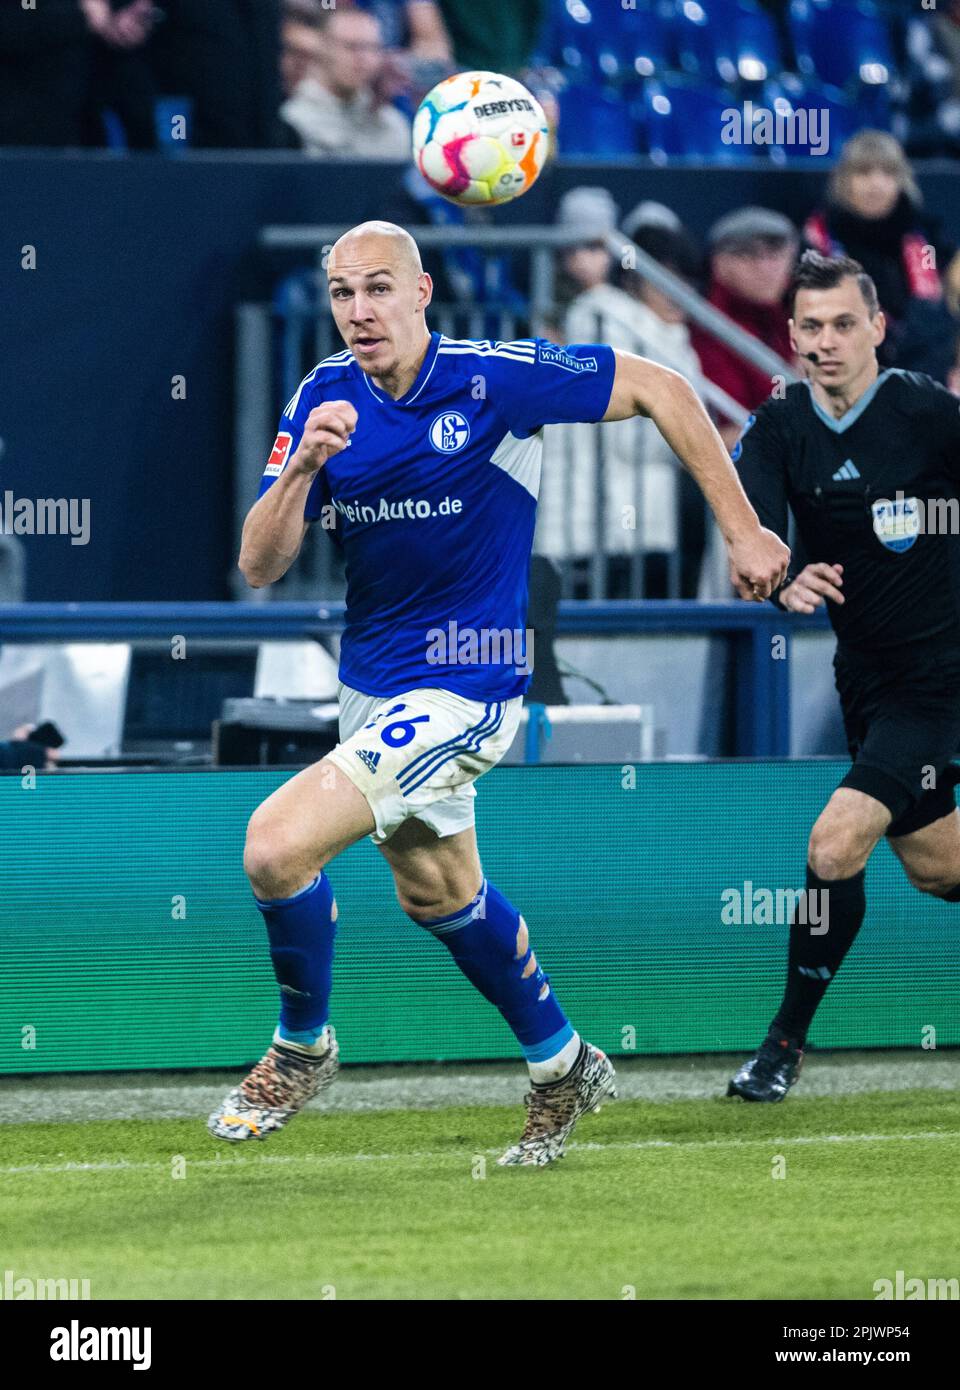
{"left": 207, "top": 220, "right": 788, "bottom": 1164}
{"left": 728, "top": 249, "right": 960, "bottom": 1102}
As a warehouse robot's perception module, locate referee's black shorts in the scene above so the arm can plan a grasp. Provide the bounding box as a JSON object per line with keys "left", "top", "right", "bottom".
{"left": 834, "top": 640, "right": 960, "bottom": 836}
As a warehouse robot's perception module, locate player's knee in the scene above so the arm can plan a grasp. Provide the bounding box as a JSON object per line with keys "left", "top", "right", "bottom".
{"left": 243, "top": 813, "right": 302, "bottom": 899}
{"left": 807, "top": 821, "right": 866, "bottom": 880}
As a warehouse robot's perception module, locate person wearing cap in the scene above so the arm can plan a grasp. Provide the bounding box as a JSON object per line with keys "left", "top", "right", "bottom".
{"left": 690, "top": 206, "right": 799, "bottom": 451}
{"left": 537, "top": 200, "right": 708, "bottom": 597}
{"left": 551, "top": 187, "right": 622, "bottom": 324}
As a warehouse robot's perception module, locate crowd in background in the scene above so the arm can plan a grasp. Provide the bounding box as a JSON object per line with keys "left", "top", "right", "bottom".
{"left": 4, "top": 1, "right": 960, "bottom": 159}
{"left": 3, "top": 3, "right": 960, "bottom": 601}
{"left": 539, "top": 127, "right": 960, "bottom": 599}
{"left": 0, "top": 0, "right": 547, "bottom": 152}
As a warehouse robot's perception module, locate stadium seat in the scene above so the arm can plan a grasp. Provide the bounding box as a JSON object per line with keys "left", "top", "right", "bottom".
{"left": 638, "top": 78, "right": 756, "bottom": 162}
{"left": 760, "top": 77, "right": 859, "bottom": 161}
{"left": 597, "top": 2, "right": 672, "bottom": 83}
{"left": 730, "top": 3, "right": 784, "bottom": 85}
{"left": 670, "top": 0, "right": 784, "bottom": 86}
{"left": 790, "top": 0, "right": 897, "bottom": 93}
{"left": 548, "top": 0, "right": 598, "bottom": 82}
{"left": 558, "top": 83, "right": 640, "bottom": 155}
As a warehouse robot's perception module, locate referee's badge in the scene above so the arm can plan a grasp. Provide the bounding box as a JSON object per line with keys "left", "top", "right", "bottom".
{"left": 871, "top": 496, "right": 920, "bottom": 553}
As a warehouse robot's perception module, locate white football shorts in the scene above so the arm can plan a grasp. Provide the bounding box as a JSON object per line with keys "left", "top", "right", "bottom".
{"left": 325, "top": 681, "right": 523, "bottom": 843}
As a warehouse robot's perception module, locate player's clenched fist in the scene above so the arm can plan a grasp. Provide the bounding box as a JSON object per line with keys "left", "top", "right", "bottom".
{"left": 727, "top": 525, "right": 791, "bottom": 601}
{"left": 290, "top": 401, "right": 358, "bottom": 476}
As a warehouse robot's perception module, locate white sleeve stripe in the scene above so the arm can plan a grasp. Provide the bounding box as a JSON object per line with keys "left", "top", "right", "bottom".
{"left": 437, "top": 345, "right": 537, "bottom": 363}
{"left": 438, "top": 335, "right": 536, "bottom": 357}
{"left": 439, "top": 335, "right": 536, "bottom": 348}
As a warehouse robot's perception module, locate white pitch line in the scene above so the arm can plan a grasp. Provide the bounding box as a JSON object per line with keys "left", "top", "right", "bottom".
{"left": 1, "top": 1130, "right": 958, "bottom": 1178}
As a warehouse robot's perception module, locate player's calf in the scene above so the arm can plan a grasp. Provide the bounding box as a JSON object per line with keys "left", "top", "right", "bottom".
{"left": 904, "top": 869, "right": 960, "bottom": 899}
{"left": 409, "top": 877, "right": 616, "bottom": 1162}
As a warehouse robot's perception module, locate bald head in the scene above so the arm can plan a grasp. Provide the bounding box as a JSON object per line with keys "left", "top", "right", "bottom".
{"left": 328, "top": 221, "right": 423, "bottom": 281}
{"left": 326, "top": 220, "right": 432, "bottom": 395}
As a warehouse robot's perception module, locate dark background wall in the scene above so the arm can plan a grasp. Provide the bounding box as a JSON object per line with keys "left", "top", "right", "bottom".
{"left": 2, "top": 151, "right": 958, "bottom": 602}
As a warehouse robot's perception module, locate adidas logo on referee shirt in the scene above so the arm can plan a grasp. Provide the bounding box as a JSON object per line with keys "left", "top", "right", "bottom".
{"left": 832, "top": 459, "right": 860, "bottom": 481}
{"left": 356, "top": 749, "right": 381, "bottom": 774}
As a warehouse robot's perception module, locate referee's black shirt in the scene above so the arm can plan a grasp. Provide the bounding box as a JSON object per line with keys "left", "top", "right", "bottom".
{"left": 733, "top": 370, "right": 960, "bottom": 652}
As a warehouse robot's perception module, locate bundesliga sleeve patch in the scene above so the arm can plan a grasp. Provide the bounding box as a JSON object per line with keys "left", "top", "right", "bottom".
{"left": 537, "top": 342, "right": 597, "bottom": 374}
{"left": 264, "top": 431, "right": 293, "bottom": 477}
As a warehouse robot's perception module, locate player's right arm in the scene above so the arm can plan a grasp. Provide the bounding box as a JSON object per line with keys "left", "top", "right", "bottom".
{"left": 238, "top": 400, "right": 356, "bottom": 588}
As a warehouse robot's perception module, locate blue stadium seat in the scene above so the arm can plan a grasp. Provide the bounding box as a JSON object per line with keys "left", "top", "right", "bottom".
{"left": 597, "top": 2, "right": 672, "bottom": 82}
{"left": 638, "top": 78, "right": 755, "bottom": 161}
{"left": 671, "top": 0, "right": 720, "bottom": 78}
{"left": 790, "top": 0, "right": 897, "bottom": 93}
{"left": 537, "top": 1, "right": 672, "bottom": 86}
{"left": 670, "top": 0, "right": 783, "bottom": 86}
{"left": 558, "top": 83, "right": 640, "bottom": 155}
{"left": 760, "top": 77, "right": 858, "bottom": 161}
{"left": 731, "top": 3, "right": 783, "bottom": 84}
{"left": 549, "top": 0, "right": 598, "bottom": 82}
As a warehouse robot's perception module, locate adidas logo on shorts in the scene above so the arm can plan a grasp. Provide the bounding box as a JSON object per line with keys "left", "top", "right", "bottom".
{"left": 356, "top": 749, "right": 381, "bottom": 774}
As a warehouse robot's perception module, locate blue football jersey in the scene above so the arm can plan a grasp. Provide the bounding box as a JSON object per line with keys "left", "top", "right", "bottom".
{"left": 257, "top": 332, "right": 616, "bottom": 699}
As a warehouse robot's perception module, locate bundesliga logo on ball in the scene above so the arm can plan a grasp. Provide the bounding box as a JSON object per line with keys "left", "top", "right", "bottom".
{"left": 412, "top": 70, "right": 549, "bottom": 207}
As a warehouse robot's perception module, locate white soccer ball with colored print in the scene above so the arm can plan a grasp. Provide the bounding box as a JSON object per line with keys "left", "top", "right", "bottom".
{"left": 412, "top": 70, "right": 549, "bottom": 207}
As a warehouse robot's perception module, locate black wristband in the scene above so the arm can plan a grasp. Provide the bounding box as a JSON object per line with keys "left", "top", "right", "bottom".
{"left": 769, "top": 573, "right": 797, "bottom": 612}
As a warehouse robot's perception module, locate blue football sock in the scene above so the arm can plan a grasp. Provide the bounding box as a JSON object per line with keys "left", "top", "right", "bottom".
{"left": 414, "top": 879, "right": 574, "bottom": 1060}
{"left": 254, "top": 872, "right": 337, "bottom": 1042}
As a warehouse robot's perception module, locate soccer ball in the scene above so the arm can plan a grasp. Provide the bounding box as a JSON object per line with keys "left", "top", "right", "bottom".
{"left": 412, "top": 71, "right": 549, "bottom": 207}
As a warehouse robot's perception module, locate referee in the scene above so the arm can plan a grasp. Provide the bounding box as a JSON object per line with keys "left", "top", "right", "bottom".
{"left": 728, "top": 249, "right": 960, "bottom": 1101}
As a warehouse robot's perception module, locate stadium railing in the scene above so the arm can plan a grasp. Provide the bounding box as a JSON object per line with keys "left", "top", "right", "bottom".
{"left": 0, "top": 600, "right": 828, "bottom": 757}
{"left": 238, "top": 224, "right": 795, "bottom": 602}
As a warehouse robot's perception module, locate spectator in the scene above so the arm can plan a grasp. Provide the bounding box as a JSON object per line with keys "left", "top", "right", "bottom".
{"left": 690, "top": 206, "right": 798, "bottom": 450}
{"left": 280, "top": 0, "right": 326, "bottom": 99}
{"left": 536, "top": 195, "right": 705, "bottom": 598}
{"left": 621, "top": 214, "right": 708, "bottom": 597}
{"left": 803, "top": 130, "right": 960, "bottom": 382}
{"left": 149, "top": 0, "right": 286, "bottom": 148}
{"left": 350, "top": 0, "right": 453, "bottom": 62}
{"left": 436, "top": 0, "right": 547, "bottom": 76}
{"left": 0, "top": 0, "right": 156, "bottom": 148}
{"left": 551, "top": 186, "right": 621, "bottom": 325}
{"left": 280, "top": 6, "right": 411, "bottom": 158}
{"left": 340, "top": 1, "right": 453, "bottom": 114}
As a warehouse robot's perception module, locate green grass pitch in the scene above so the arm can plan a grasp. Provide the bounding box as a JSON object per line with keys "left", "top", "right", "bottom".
{"left": 2, "top": 1080, "right": 958, "bottom": 1300}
